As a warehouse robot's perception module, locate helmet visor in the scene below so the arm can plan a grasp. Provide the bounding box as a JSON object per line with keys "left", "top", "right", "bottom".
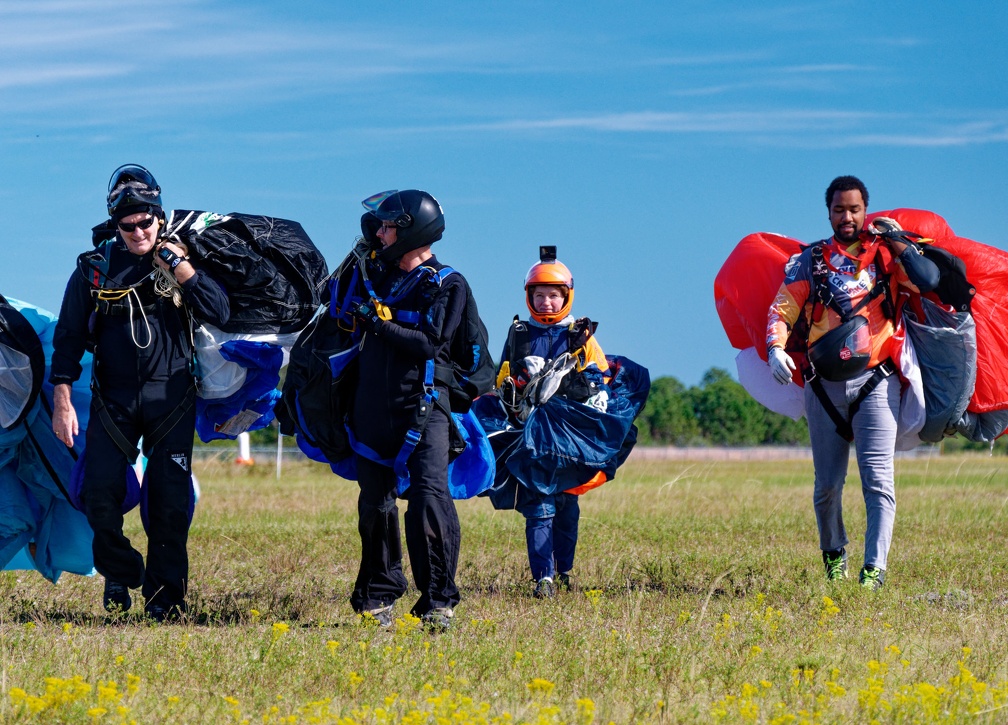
{"left": 107, "top": 164, "right": 160, "bottom": 215}
{"left": 108, "top": 164, "right": 157, "bottom": 195}
{"left": 361, "top": 190, "right": 409, "bottom": 224}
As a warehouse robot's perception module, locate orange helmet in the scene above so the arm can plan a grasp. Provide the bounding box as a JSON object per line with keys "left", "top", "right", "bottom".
{"left": 524, "top": 246, "right": 574, "bottom": 324}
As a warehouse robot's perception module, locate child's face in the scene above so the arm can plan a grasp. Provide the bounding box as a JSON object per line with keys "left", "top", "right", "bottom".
{"left": 531, "top": 285, "right": 567, "bottom": 315}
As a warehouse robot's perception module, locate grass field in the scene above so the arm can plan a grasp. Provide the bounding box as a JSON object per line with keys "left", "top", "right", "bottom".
{"left": 2, "top": 453, "right": 1007, "bottom": 723}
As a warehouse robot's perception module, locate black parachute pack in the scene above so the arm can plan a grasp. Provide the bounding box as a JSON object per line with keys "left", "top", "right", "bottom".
{"left": 93, "top": 211, "right": 330, "bottom": 334}
{"left": 164, "top": 211, "right": 329, "bottom": 333}
{"left": 274, "top": 240, "right": 365, "bottom": 464}
{"left": 0, "top": 294, "right": 45, "bottom": 430}
{"left": 276, "top": 242, "right": 495, "bottom": 466}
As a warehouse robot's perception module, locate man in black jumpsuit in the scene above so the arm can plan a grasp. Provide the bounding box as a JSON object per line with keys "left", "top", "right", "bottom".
{"left": 51, "top": 165, "right": 229, "bottom": 620}
{"left": 349, "top": 189, "right": 466, "bottom": 629}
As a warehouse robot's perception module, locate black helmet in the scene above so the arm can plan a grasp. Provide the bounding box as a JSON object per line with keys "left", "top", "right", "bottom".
{"left": 807, "top": 314, "right": 872, "bottom": 382}
{"left": 361, "top": 189, "right": 444, "bottom": 262}
{"left": 107, "top": 164, "right": 163, "bottom": 221}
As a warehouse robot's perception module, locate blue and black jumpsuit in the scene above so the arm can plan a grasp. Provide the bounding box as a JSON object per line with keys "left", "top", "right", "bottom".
{"left": 50, "top": 239, "right": 229, "bottom": 614}
{"left": 349, "top": 255, "right": 466, "bottom": 618}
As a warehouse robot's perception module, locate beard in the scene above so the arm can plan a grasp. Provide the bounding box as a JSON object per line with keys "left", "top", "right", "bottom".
{"left": 832, "top": 222, "right": 861, "bottom": 245}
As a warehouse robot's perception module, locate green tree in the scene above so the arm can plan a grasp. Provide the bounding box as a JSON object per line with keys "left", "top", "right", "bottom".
{"left": 638, "top": 376, "right": 701, "bottom": 445}
{"left": 691, "top": 367, "right": 768, "bottom": 445}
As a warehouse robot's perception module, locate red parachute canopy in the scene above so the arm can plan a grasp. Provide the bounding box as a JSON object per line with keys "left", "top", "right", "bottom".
{"left": 715, "top": 208, "right": 1008, "bottom": 414}
{"left": 714, "top": 232, "right": 802, "bottom": 356}
{"left": 868, "top": 209, "right": 1008, "bottom": 413}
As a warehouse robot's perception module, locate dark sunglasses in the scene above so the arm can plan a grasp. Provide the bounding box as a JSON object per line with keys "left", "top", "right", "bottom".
{"left": 118, "top": 216, "right": 157, "bottom": 233}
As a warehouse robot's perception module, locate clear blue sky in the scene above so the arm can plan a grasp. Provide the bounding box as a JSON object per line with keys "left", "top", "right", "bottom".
{"left": 3, "top": 1, "right": 1006, "bottom": 385}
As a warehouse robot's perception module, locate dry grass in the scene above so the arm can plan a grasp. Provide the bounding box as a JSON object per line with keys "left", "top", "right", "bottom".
{"left": 2, "top": 453, "right": 1007, "bottom": 722}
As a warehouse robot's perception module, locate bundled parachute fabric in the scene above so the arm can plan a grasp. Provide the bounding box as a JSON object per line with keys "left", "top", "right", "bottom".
{"left": 475, "top": 355, "right": 649, "bottom": 510}
{"left": 0, "top": 294, "right": 46, "bottom": 430}
{"left": 1, "top": 299, "right": 94, "bottom": 582}
{"left": 193, "top": 323, "right": 300, "bottom": 441}
{"left": 902, "top": 298, "right": 976, "bottom": 443}
{"left": 163, "top": 211, "right": 329, "bottom": 334}
{"left": 160, "top": 210, "right": 328, "bottom": 440}
{"left": 275, "top": 290, "right": 360, "bottom": 468}
{"left": 714, "top": 208, "right": 1008, "bottom": 444}
{"left": 276, "top": 242, "right": 495, "bottom": 499}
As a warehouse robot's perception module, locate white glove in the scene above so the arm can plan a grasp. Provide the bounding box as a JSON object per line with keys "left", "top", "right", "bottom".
{"left": 867, "top": 216, "right": 902, "bottom": 235}
{"left": 768, "top": 347, "right": 797, "bottom": 385}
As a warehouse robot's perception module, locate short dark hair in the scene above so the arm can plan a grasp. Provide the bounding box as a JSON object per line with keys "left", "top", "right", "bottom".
{"left": 825, "top": 175, "right": 868, "bottom": 209}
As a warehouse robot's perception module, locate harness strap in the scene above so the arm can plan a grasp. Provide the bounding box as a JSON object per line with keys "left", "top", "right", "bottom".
{"left": 810, "top": 242, "right": 893, "bottom": 325}
{"left": 348, "top": 358, "right": 442, "bottom": 496}
{"left": 91, "top": 378, "right": 196, "bottom": 461}
{"left": 807, "top": 360, "right": 896, "bottom": 442}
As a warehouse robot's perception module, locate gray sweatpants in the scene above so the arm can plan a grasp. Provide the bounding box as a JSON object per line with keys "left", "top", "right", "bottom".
{"left": 804, "top": 368, "right": 900, "bottom": 571}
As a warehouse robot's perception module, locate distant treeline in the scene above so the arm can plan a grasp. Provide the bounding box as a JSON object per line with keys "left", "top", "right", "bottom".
{"left": 635, "top": 367, "right": 1007, "bottom": 453}
{"left": 634, "top": 368, "right": 808, "bottom": 447}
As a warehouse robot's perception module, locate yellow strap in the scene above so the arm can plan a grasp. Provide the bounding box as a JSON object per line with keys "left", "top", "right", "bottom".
{"left": 373, "top": 301, "right": 393, "bottom": 321}
{"left": 496, "top": 361, "right": 511, "bottom": 389}
{"left": 96, "top": 288, "right": 132, "bottom": 302}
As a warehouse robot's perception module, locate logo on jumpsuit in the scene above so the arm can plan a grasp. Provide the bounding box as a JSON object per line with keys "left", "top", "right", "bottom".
{"left": 171, "top": 453, "right": 189, "bottom": 471}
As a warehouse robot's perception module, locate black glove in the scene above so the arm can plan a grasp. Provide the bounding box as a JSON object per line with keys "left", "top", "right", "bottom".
{"left": 570, "top": 317, "right": 596, "bottom": 351}
{"left": 351, "top": 300, "right": 385, "bottom": 335}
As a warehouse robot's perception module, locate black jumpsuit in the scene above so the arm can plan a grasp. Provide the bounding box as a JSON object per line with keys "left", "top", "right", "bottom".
{"left": 50, "top": 240, "right": 229, "bottom": 614}
{"left": 349, "top": 255, "right": 466, "bottom": 617}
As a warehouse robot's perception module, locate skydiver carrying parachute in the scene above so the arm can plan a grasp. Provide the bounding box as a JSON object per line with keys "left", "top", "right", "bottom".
{"left": 716, "top": 174, "right": 1008, "bottom": 591}
{"left": 473, "top": 246, "right": 650, "bottom": 599}
{"left": 766, "top": 176, "right": 940, "bottom": 591}
{"left": 50, "top": 164, "right": 231, "bottom": 621}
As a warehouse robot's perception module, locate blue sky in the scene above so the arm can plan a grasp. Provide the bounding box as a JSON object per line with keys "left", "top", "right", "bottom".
{"left": 2, "top": 1, "right": 1006, "bottom": 385}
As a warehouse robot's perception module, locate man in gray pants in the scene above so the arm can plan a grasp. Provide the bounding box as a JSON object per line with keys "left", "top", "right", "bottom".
{"left": 765, "top": 176, "right": 939, "bottom": 589}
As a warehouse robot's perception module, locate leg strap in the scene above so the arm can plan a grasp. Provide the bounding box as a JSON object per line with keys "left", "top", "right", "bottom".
{"left": 808, "top": 360, "right": 895, "bottom": 443}
{"left": 91, "top": 379, "right": 196, "bottom": 461}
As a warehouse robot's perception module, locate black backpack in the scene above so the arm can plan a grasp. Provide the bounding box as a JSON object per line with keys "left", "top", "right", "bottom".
{"left": 275, "top": 301, "right": 358, "bottom": 464}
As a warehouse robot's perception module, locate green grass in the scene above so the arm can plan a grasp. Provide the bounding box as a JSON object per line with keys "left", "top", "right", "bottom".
{"left": 2, "top": 455, "right": 1008, "bottom": 723}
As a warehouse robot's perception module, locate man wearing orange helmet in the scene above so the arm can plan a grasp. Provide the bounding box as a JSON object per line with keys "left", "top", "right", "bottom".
{"left": 496, "top": 246, "right": 608, "bottom": 599}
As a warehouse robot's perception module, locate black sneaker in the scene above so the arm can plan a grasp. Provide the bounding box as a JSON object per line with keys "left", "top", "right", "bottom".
{"left": 533, "top": 577, "right": 556, "bottom": 599}
{"left": 420, "top": 607, "right": 453, "bottom": 631}
{"left": 361, "top": 604, "right": 394, "bottom": 628}
{"left": 103, "top": 580, "right": 132, "bottom": 613}
{"left": 145, "top": 603, "right": 185, "bottom": 623}
{"left": 556, "top": 571, "right": 572, "bottom": 591}
{"left": 859, "top": 566, "right": 885, "bottom": 591}
{"left": 822, "top": 548, "right": 848, "bottom": 581}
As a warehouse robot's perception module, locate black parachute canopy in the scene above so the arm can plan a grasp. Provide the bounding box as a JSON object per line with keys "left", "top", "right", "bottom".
{"left": 165, "top": 211, "right": 330, "bottom": 334}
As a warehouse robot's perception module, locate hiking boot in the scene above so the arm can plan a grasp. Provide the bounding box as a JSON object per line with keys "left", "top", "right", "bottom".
{"left": 420, "top": 607, "right": 453, "bottom": 631}
{"left": 145, "top": 603, "right": 185, "bottom": 623}
{"left": 556, "top": 571, "right": 572, "bottom": 591}
{"left": 533, "top": 577, "right": 556, "bottom": 599}
{"left": 102, "top": 580, "right": 132, "bottom": 613}
{"left": 822, "top": 548, "right": 848, "bottom": 581}
{"left": 361, "top": 604, "right": 394, "bottom": 628}
{"left": 859, "top": 566, "right": 885, "bottom": 591}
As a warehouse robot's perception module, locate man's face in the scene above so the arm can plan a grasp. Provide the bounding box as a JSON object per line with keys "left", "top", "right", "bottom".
{"left": 377, "top": 221, "right": 398, "bottom": 249}
{"left": 117, "top": 212, "right": 160, "bottom": 256}
{"left": 829, "top": 189, "right": 866, "bottom": 245}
